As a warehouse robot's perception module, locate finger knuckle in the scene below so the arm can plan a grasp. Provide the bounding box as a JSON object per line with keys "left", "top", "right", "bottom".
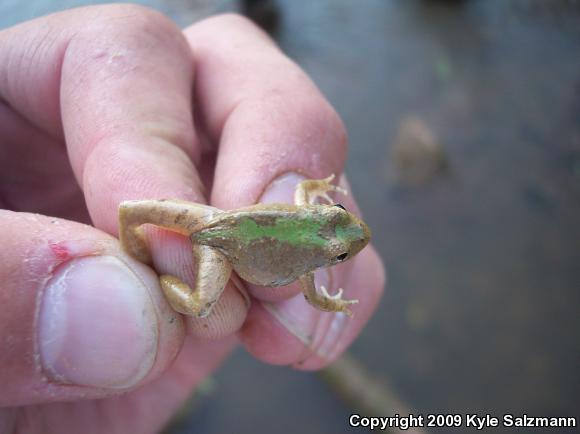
{"left": 84, "top": 4, "right": 185, "bottom": 50}
{"left": 65, "top": 4, "right": 191, "bottom": 83}
{"left": 95, "top": 3, "right": 171, "bottom": 27}
{"left": 201, "top": 13, "right": 261, "bottom": 32}
{"left": 190, "top": 13, "right": 275, "bottom": 48}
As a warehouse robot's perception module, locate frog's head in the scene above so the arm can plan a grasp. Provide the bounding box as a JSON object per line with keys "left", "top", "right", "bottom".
{"left": 321, "top": 203, "right": 371, "bottom": 265}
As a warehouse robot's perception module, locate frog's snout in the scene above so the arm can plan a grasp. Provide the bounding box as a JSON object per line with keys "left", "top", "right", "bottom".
{"left": 349, "top": 220, "right": 371, "bottom": 258}
{"left": 361, "top": 221, "right": 371, "bottom": 245}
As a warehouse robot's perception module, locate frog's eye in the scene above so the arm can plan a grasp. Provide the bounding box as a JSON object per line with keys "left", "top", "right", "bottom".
{"left": 333, "top": 203, "right": 346, "bottom": 211}
{"left": 335, "top": 252, "right": 348, "bottom": 262}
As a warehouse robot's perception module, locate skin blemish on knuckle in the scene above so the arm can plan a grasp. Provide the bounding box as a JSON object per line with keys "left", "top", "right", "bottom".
{"left": 67, "top": 4, "right": 189, "bottom": 77}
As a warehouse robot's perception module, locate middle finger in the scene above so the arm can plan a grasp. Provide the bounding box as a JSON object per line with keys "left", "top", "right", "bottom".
{"left": 184, "top": 14, "right": 385, "bottom": 369}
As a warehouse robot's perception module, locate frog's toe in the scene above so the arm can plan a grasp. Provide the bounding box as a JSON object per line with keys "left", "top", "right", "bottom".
{"left": 320, "top": 192, "right": 334, "bottom": 204}
{"left": 338, "top": 300, "right": 359, "bottom": 317}
{"left": 320, "top": 285, "right": 344, "bottom": 300}
{"left": 319, "top": 286, "right": 358, "bottom": 316}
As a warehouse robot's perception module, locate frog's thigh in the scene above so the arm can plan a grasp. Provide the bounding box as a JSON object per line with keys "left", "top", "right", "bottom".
{"left": 119, "top": 200, "right": 216, "bottom": 264}
{"left": 294, "top": 174, "right": 347, "bottom": 205}
{"left": 299, "top": 272, "right": 357, "bottom": 317}
{"left": 160, "top": 245, "right": 232, "bottom": 318}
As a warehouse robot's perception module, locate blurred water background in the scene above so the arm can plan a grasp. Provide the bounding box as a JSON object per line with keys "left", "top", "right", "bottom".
{"left": 2, "top": 1, "right": 579, "bottom": 433}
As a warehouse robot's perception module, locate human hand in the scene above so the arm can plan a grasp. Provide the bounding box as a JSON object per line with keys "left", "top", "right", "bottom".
{"left": 0, "top": 5, "right": 385, "bottom": 433}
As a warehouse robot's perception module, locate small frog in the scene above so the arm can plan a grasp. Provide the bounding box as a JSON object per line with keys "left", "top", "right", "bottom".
{"left": 119, "top": 175, "right": 370, "bottom": 317}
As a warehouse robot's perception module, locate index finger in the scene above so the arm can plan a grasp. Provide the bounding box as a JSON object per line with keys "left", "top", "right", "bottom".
{"left": 1, "top": 4, "right": 201, "bottom": 226}
{"left": 0, "top": 5, "right": 247, "bottom": 338}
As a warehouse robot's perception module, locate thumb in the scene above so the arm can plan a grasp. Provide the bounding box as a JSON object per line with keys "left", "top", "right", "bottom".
{"left": 0, "top": 210, "right": 184, "bottom": 406}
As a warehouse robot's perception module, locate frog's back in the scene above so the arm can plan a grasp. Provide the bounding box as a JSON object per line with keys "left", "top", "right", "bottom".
{"left": 191, "top": 204, "right": 332, "bottom": 286}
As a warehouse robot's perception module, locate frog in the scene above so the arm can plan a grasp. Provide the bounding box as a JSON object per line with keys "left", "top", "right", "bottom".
{"left": 118, "top": 175, "right": 371, "bottom": 318}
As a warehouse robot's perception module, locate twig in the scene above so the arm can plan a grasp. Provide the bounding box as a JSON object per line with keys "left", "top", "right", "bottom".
{"left": 318, "top": 353, "right": 429, "bottom": 434}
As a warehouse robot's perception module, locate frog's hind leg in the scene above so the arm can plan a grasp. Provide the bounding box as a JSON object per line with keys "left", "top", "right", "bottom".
{"left": 119, "top": 200, "right": 228, "bottom": 318}
{"left": 119, "top": 199, "right": 217, "bottom": 264}
{"left": 294, "top": 174, "right": 348, "bottom": 206}
{"left": 160, "top": 245, "right": 232, "bottom": 318}
{"left": 299, "top": 272, "right": 358, "bottom": 317}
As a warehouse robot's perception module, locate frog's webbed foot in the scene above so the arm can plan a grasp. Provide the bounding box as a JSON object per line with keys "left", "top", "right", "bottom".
{"left": 294, "top": 174, "right": 348, "bottom": 206}
{"left": 160, "top": 245, "right": 231, "bottom": 318}
{"left": 299, "top": 273, "right": 358, "bottom": 317}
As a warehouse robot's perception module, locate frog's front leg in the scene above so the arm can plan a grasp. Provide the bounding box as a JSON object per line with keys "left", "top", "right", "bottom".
{"left": 299, "top": 272, "right": 358, "bottom": 317}
{"left": 294, "top": 174, "right": 348, "bottom": 206}
{"left": 160, "top": 245, "right": 231, "bottom": 318}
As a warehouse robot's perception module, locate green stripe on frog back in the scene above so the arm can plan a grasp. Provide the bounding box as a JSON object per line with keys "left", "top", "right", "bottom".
{"left": 198, "top": 216, "right": 328, "bottom": 247}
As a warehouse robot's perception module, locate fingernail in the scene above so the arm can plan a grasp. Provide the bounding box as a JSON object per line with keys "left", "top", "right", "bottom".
{"left": 259, "top": 172, "right": 350, "bottom": 363}
{"left": 38, "top": 256, "right": 158, "bottom": 389}
{"left": 261, "top": 269, "right": 350, "bottom": 362}
{"left": 260, "top": 172, "right": 306, "bottom": 204}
